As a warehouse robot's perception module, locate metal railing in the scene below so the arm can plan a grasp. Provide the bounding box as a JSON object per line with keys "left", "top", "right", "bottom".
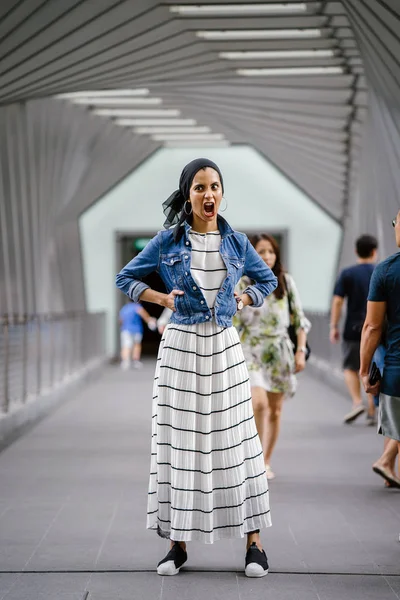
{"left": 0, "top": 312, "right": 106, "bottom": 414}
{"left": 307, "top": 311, "right": 342, "bottom": 372}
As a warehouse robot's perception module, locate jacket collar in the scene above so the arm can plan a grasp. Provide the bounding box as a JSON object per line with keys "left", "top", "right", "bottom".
{"left": 183, "top": 215, "right": 233, "bottom": 240}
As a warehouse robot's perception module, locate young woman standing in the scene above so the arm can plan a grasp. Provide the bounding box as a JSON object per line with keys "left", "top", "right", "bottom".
{"left": 116, "top": 159, "right": 277, "bottom": 577}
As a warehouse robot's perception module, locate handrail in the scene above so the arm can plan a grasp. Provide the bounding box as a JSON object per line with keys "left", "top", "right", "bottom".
{"left": 306, "top": 310, "right": 342, "bottom": 369}
{"left": 1, "top": 311, "right": 102, "bottom": 325}
{"left": 0, "top": 311, "right": 106, "bottom": 414}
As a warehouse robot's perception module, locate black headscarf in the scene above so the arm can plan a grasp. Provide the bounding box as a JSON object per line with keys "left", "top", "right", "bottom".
{"left": 162, "top": 158, "right": 224, "bottom": 241}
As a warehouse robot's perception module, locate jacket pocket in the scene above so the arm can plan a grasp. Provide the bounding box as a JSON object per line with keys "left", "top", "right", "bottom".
{"left": 226, "top": 256, "right": 245, "bottom": 283}
{"left": 161, "top": 254, "right": 184, "bottom": 287}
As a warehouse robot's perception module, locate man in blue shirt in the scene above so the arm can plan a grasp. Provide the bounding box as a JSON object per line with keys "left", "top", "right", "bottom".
{"left": 360, "top": 212, "right": 400, "bottom": 488}
{"left": 119, "top": 301, "right": 156, "bottom": 369}
{"left": 330, "top": 235, "right": 378, "bottom": 424}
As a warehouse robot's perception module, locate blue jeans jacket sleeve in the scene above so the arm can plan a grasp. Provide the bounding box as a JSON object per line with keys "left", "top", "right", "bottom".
{"left": 242, "top": 238, "right": 278, "bottom": 306}
{"left": 115, "top": 232, "right": 161, "bottom": 302}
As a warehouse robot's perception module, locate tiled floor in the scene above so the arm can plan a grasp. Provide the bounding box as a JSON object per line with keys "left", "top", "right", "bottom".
{"left": 0, "top": 363, "right": 399, "bottom": 599}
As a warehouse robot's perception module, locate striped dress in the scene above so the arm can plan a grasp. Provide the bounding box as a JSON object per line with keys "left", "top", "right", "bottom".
{"left": 147, "top": 230, "right": 271, "bottom": 544}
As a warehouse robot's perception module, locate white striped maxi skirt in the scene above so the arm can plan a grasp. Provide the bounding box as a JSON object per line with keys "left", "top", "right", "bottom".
{"left": 146, "top": 321, "right": 271, "bottom": 544}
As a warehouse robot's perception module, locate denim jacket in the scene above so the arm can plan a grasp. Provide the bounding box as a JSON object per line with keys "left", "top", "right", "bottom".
{"left": 116, "top": 216, "right": 278, "bottom": 327}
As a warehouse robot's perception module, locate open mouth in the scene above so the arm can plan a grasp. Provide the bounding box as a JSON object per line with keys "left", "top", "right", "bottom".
{"left": 203, "top": 201, "right": 215, "bottom": 217}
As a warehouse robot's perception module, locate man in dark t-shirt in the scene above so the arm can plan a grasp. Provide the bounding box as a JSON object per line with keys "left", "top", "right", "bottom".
{"left": 330, "top": 234, "right": 378, "bottom": 423}
{"left": 360, "top": 210, "right": 400, "bottom": 488}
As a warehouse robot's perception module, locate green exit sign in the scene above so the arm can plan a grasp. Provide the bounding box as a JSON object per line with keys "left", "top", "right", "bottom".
{"left": 133, "top": 238, "right": 151, "bottom": 251}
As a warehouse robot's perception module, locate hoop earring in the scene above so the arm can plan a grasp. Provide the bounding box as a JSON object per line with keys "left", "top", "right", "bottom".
{"left": 220, "top": 196, "right": 228, "bottom": 212}
{"left": 183, "top": 201, "right": 193, "bottom": 215}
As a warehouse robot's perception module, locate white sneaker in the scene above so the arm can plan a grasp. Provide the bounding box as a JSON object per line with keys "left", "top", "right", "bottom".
{"left": 120, "top": 360, "right": 130, "bottom": 371}
{"left": 132, "top": 361, "right": 143, "bottom": 369}
{"left": 245, "top": 542, "right": 269, "bottom": 578}
{"left": 157, "top": 543, "right": 187, "bottom": 576}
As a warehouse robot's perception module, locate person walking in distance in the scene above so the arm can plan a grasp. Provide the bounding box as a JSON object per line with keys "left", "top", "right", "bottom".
{"left": 119, "top": 300, "right": 156, "bottom": 369}
{"left": 116, "top": 159, "right": 277, "bottom": 577}
{"left": 330, "top": 235, "right": 378, "bottom": 424}
{"left": 234, "top": 234, "right": 310, "bottom": 480}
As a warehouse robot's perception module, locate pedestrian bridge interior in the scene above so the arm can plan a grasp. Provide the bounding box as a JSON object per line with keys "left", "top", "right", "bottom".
{"left": 0, "top": 1, "right": 400, "bottom": 599}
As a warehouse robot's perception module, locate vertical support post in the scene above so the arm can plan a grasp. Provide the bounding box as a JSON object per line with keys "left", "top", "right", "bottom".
{"left": 22, "top": 314, "right": 28, "bottom": 403}
{"left": 49, "top": 314, "right": 54, "bottom": 389}
{"left": 3, "top": 316, "right": 10, "bottom": 413}
{"left": 36, "top": 314, "right": 41, "bottom": 396}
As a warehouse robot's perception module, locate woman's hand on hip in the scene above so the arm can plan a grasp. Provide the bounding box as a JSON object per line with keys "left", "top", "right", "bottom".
{"left": 234, "top": 292, "right": 252, "bottom": 311}
{"left": 163, "top": 290, "right": 184, "bottom": 311}
{"left": 294, "top": 350, "right": 306, "bottom": 373}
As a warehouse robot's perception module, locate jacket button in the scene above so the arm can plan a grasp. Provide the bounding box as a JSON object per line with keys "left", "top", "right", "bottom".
{"left": 193, "top": 286, "right": 197, "bottom": 290}
{"left": 200, "top": 300, "right": 204, "bottom": 304}
{"left": 184, "top": 255, "right": 188, "bottom": 259}
{"left": 185, "top": 271, "right": 188, "bottom": 276}
{"left": 205, "top": 315, "right": 210, "bottom": 319}
{"left": 170, "top": 259, "right": 174, "bottom": 264}
{"left": 185, "top": 241, "right": 189, "bottom": 246}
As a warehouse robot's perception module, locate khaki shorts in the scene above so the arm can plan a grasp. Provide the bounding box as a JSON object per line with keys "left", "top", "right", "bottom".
{"left": 379, "top": 394, "right": 400, "bottom": 442}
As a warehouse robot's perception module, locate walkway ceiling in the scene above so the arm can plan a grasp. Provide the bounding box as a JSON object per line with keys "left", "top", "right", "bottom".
{"left": 0, "top": 0, "right": 371, "bottom": 223}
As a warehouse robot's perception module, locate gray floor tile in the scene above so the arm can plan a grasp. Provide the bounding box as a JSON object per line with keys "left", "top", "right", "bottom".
{"left": 161, "top": 572, "right": 239, "bottom": 600}
{"left": 237, "top": 573, "right": 319, "bottom": 600}
{"left": 27, "top": 502, "right": 124, "bottom": 571}
{"left": 0, "top": 573, "right": 88, "bottom": 600}
{"left": 311, "top": 574, "right": 399, "bottom": 600}
{"left": 385, "top": 577, "right": 400, "bottom": 598}
{"left": 3, "top": 592, "right": 83, "bottom": 600}
{"left": 88, "top": 573, "right": 162, "bottom": 600}
{"left": 94, "top": 501, "right": 168, "bottom": 570}
{"left": 181, "top": 540, "right": 237, "bottom": 571}
{"left": 0, "top": 574, "right": 18, "bottom": 600}
{"left": 0, "top": 505, "right": 70, "bottom": 571}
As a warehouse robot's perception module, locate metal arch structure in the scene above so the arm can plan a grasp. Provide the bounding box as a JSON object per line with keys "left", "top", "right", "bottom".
{"left": 0, "top": 0, "right": 399, "bottom": 317}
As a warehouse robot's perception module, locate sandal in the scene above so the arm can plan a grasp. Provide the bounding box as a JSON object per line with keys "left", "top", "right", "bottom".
{"left": 372, "top": 465, "right": 400, "bottom": 489}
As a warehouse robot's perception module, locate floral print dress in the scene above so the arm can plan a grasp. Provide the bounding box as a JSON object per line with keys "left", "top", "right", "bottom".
{"left": 234, "top": 274, "right": 311, "bottom": 397}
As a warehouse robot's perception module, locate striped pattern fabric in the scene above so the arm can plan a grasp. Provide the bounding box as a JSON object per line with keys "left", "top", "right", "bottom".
{"left": 189, "top": 230, "right": 226, "bottom": 308}
{"left": 147, "top": 230, "right": 271, "bottom": 543}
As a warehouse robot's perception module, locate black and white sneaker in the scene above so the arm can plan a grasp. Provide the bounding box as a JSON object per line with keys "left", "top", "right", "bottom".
{"left": 157, "top": 542, "right": 187, "bottom": 576}
{"left": 245, "top": 542, "right": 269, "bottom": 578}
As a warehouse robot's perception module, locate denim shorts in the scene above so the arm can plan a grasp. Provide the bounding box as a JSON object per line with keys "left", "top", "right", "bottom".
{"left": 121, "top": 331, "right": 143, "bottom": 348}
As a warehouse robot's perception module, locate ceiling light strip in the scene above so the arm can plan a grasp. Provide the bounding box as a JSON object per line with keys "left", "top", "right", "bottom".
{"left": 72, "top": 97, "right": 162, "bottom": 106}
{"left": 164, "top": 141, "right": 231, "bottom": 148}
{"left": 94, "top": 109, "right": 181, "bottom": 117}
{"left": 196, "top": 29, "right": 322, "bottom": 40}
{"left": 151, "top": 133, "right": 225, "bottom": 141}
{"left": 56, "top": 89, "right": 149, "bottom": 98}
{"left": 114, "top": 118, "right": 197, "bottom": 126}
{"left": 220, "top": 50, "right": 335, "bottom": 60}
{"left": 170, "top": 3, "right": 308, "bottom": 15}
{"left": 135, "top": 126, "right": 211, "bottom": 134}
{"left": 237, "top": 66, "right": 344, "bottom": 76}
